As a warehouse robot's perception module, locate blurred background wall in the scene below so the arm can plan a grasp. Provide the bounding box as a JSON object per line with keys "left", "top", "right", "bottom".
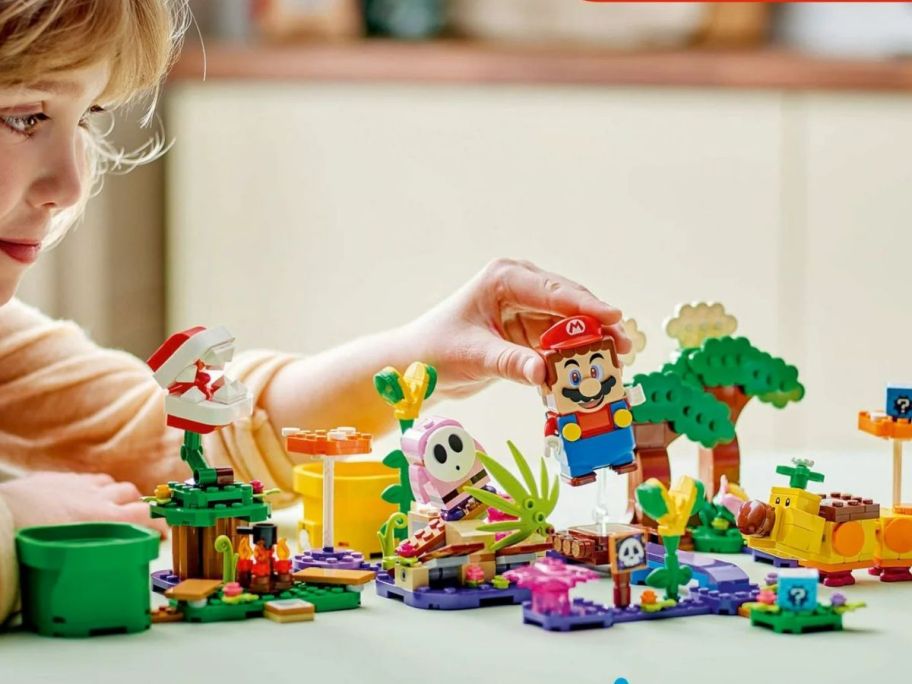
{"left": 17, "top": 2, "right": 912, "bottom": 493}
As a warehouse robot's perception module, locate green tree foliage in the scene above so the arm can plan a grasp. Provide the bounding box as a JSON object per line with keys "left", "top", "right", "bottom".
{"left": 631, "top": 371, "right": 735, "bottom": 448}
{"left": 662, "top": 336, "right": 804, "bottom": 408}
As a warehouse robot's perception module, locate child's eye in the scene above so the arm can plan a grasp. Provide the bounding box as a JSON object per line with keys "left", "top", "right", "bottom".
{"left": 1, "top": 112, "right": 48, "bottom": 137}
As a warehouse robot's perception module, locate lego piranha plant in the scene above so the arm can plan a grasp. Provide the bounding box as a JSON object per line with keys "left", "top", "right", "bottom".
{"left": 466, "top": 441, "right": 559, "bottom": 552}
{"left": 636, "top": 475, "right": 704, "bottom": 601}
{"left": 373, "top": 362, "right": 437, "bottom": 538}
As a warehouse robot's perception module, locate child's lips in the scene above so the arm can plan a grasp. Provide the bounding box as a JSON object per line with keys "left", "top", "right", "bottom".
{"left": 0, "top": 239, "right": 41, "bottom": 264}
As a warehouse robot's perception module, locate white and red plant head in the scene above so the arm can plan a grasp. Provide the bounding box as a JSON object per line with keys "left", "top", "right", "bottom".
{"left": 147, "top": 325, "right": 252, "bottom": 433}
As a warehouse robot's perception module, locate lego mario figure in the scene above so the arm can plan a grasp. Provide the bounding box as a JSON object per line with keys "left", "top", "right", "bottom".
{"left": 539, "top": 315, "right": 645, "bottom": 486}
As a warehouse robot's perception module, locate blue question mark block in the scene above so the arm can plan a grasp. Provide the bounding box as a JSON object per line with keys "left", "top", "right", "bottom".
{"left": 777, "top": 568, "right": 818, "bottom": 611}
{"left": 887, "top": 386, "right": 912, "bottom": 419}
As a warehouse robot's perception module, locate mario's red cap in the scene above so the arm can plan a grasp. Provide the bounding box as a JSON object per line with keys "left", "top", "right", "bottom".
{"left": 539, "top": 315, "right": 607, "bottom": 351}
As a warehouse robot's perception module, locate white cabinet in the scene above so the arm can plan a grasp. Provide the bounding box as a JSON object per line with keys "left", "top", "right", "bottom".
{"left": 165, "top": 82, "right": 910, "bottom": 463}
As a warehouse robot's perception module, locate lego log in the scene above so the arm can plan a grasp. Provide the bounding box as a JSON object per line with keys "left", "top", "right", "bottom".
{"left": 628, "top": 422, "right": 678, "bottom": 522}
{"left": 698, "top": 386, "right": 750, "bottom": 496}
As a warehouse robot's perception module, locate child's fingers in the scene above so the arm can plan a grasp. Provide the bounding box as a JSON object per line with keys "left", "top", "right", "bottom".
{"left": 111, "top": 501, "right": 169, "bottom": 538}
{"left": 103, "top": 481, "right": 143, "bottom": 505}
{"left": 605, "top": 322, "right": 632, "bottom": 354}
{"left": 484, "top": 338, "right": 546, "bottom": 386}
{"left": 486, "top": 260, "right": 622, "bottom": 325}
{"left": 83, "top": 473, "right": 115, "bottom": 486}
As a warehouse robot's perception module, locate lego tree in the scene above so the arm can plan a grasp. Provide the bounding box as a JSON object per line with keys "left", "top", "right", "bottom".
{"left": 660, "top": 303, "right": 804, "bottom": 495}
{"left": 374, "top": 362, "right": 437, "bottom": 538}
{"left": 628, "top": 368, "right": 736, "bottom": 515}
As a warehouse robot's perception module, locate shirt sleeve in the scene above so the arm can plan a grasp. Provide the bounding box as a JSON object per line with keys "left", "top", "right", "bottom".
{"left": 0, "top": 494, "right": 18, "bottom": 627}
{"left": 0, "top": 299, "right": 301, "bottom": 503}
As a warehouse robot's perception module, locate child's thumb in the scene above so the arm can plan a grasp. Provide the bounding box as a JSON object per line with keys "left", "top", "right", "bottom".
{"left": 487, "top": 341, "right": 544, "bottom": 386}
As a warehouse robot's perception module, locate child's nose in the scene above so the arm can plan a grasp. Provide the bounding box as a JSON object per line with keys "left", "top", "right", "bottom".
{"left": 27, "top": 141, "right": 84, "bottom": 212}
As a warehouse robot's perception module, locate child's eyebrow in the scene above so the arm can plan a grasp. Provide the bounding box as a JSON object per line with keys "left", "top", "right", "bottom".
{"left": 25, "top": 79, "right": 84, "bottom": 96}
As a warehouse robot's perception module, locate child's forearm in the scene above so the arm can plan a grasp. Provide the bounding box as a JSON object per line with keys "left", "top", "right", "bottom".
{"left": 260, "top": 325, "right": 420, "bottom": 438}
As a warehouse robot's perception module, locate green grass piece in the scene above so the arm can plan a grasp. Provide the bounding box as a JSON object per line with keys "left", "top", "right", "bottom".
{"left": 466, "top": 441, "right": 559, "bottom": 552}
{"left": 750, "top": 607, "right": 844, "bottom": 634}
{"left": 181, "top": 583, "right": 361, "bottom": 623}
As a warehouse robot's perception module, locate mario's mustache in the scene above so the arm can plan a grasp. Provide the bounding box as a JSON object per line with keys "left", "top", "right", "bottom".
{"left": 561, "top": 376, "right": 616, "bottom": 403}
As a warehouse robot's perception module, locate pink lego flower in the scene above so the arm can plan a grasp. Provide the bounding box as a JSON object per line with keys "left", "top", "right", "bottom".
{"left": 504, "top": 556, "right": 598, "bottom": 616}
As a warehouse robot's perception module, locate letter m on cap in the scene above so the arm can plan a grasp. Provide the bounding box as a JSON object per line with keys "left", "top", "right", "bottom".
{"left": 566, "top": 319, "right": 585, "bottom": 336}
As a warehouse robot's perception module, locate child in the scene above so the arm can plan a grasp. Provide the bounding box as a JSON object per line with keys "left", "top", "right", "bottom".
{"left": 0, "top": 0, "right": 629, "bottom": 625}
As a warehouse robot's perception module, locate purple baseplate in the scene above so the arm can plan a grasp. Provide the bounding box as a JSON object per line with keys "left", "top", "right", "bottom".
{"left": 375, "top": 571, "right": 530, "bottom": 610}
{"left": 644, "top": 543, "right": 753, "bottom": 593}
{"left": 151, "top": 569, "right": 180, "bottom": 593}
{"left": 293, "top": 547, "right": 379, "bottom": 572}
{"left": 750, "top": 548, "right": 800, "bottom": 568}
{"left": 522, "top": 599, "right": 615, "bottom": 631}
{"left": 521, "top": 585, "right": 759, "bottom": 631}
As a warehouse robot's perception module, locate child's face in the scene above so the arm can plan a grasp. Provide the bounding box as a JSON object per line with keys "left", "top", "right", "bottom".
{"left": 0, "top": 62, "right": 109, "bottom": 304}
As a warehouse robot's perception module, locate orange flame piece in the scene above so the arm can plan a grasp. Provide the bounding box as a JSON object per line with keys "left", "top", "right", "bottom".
{"left": 238, "top": 535, "right": 253, "bottom": 561}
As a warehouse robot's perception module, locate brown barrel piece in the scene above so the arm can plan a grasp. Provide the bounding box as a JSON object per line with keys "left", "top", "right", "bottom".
{"left": 737, "top": 499, "right": 776, "bottom": 536}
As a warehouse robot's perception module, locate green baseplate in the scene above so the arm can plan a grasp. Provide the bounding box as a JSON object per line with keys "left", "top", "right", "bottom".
{"left": 149, "top": 481, "right": 270, "bottom": 527}
{"left": 173, "top": 583, "right": 361, "bottom": 623}
{"left": 749, "top": 606, "right": 843, "bottom": 634}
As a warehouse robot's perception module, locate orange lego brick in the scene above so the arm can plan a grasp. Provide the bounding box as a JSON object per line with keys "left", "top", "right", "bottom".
{"left": 292, "top": 568, "right": 375, "bottom": 586}
{"left": 150, "top": 605, "right": 184, "bottom": 623}
{"left": 285, "top": 428, "right": 373, "bottom": 456}
{"left": 858, "top": 411, "right": 912, "bottom": 440}
{"left": 165, "top": 578, "right": 223, "bottom": 602}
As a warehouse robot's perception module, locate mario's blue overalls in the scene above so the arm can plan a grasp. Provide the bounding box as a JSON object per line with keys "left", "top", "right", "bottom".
{"left": 553, "top": 399, "right": 636, "bottom": 479}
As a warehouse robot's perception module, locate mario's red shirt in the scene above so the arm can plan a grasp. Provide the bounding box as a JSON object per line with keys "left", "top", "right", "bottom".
{"left": 545, "top": 399, "right": 630, "bottom": 438}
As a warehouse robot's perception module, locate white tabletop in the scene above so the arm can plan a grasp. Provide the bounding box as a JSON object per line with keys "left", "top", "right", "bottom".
{"left": 2, "top": 448, "right": 911, "bottom": 684}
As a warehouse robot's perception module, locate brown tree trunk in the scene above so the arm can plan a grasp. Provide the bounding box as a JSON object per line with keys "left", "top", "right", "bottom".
{"left": 628, "top": 421, "right": 680, "bottom": 521}
{"left": 698, "top": 385, "right": 751, "bottom": 496}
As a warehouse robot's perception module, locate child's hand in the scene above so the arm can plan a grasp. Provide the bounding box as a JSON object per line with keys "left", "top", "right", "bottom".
{"left": 0, "top": 472, "right": 168, "bottom": 537}
{"left": 407, "top": 259, "right": 630, "bottom": 397}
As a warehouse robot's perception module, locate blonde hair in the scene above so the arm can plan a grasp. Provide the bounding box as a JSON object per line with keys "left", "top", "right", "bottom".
{"left": 0, "top": 0, "right": 191, "bottom": 247}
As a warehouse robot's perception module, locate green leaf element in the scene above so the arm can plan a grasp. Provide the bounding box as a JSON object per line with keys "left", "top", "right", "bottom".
{"left": 467, "top": 441, "right": 559, "bottom": 552}
{"left": 382, "top": 449, "right": 408, "bottom": 470}
{"left": 646, "top": 568, "right": 668, "bottom": 588}
{"left": 636, "top": 480, "right": 670, "bottom": 522}
{"left": 423, "top": 365, "right": 438, "bottom": 399}
{"left": 510, "top": 440, "right": 538, "bottom": 498}
{"left": 689, "top": 480, "right": 706, "bottom": 516}
{"left": 467, "top": 486, "right": 521, "bottom": 517}
{"left": 373, "top": 368, "right": 405, "bottom": 406}
{"left": 381, "top": 484, "right": 403, "bottom": 505}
